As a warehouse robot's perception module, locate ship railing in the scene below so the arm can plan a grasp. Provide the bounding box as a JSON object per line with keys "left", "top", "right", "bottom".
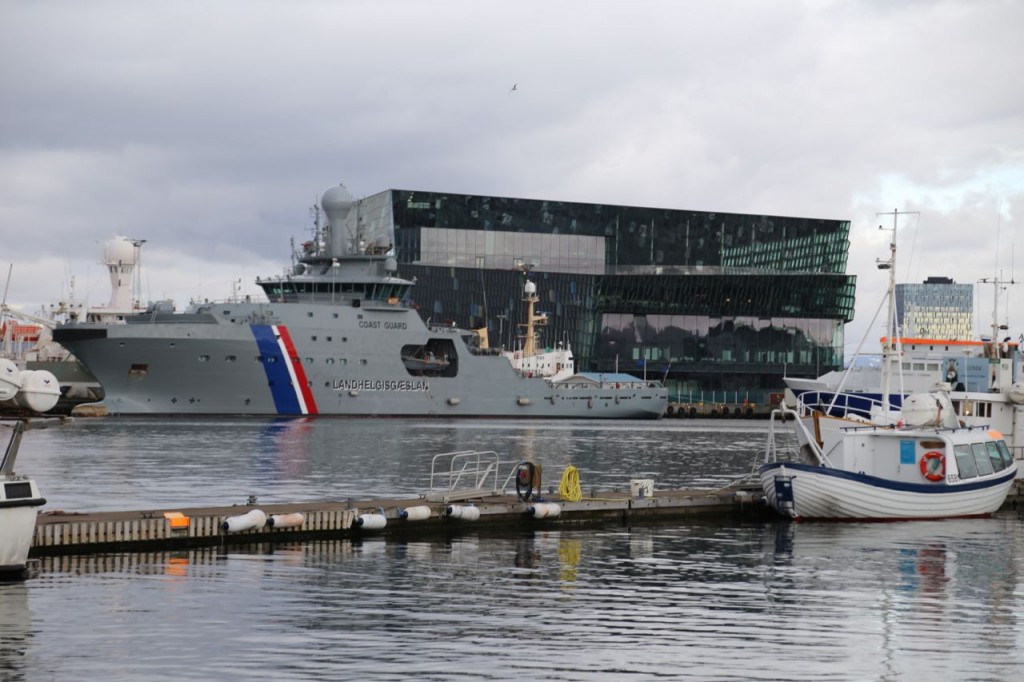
{"left": 424, "top": 450, "right": 518, "bottom": 502}
{"left": 794, "top": 389, "right": 898, "bottom": 424}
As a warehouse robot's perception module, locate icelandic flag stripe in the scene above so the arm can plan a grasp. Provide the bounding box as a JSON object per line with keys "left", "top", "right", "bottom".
{"left": 250, "top": 325, "right": 318, "bottom": 415}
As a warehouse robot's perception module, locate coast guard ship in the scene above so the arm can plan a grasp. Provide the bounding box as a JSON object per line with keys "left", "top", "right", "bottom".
{"left": 54, "top": 185, "right": 667, "bottom": 418}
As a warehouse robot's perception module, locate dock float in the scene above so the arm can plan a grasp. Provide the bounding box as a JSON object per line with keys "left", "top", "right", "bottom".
{"left": 29, "top": 486, "right": 771, "bottom": 558}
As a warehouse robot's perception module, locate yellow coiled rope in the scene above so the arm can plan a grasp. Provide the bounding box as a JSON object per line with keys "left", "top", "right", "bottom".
{"left": 559, "top": 464, "right": 583, "bottom": 502}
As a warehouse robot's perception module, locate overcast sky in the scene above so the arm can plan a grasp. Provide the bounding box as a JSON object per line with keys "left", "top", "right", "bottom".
{"left": 2, "top": 0, "right": 1022, "bottom": 354}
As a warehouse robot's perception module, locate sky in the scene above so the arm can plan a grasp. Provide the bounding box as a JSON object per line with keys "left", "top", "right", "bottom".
{"left": 2, "top": 0, "right": 1022, "bottom": 355}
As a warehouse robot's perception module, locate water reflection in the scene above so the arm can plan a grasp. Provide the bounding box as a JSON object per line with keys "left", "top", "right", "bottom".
{"left": 0, "top": 583, "right": 31, "bottom": 682}
{"left": 17, "top": 516, "right": 1024, "bottom": 680}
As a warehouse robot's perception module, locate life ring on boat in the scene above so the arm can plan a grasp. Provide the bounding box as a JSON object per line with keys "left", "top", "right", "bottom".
{"left": 919, "top": 451, "right": 945, "bottom": 482}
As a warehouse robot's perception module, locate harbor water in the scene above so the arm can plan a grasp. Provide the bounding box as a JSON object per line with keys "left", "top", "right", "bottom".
{"left": 2, "top": 418, "right": 1024, "bottom": 681}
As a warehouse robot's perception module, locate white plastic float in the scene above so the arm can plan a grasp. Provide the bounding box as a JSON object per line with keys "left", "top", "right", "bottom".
{"left": 527, "top": 502, "right": 562, "bottom": 518}
{"left": 354, "top": 513, "right": 387, "bottom": 529}
{"left": 267, "top": 512, "right": 305, "bottom": 529}
{"left": 398, "top": 505, "right": 431, "bottom": 521}
{"left": 220, "top": 509, "right": 267, "bottom": 533}
{"left": 444, "top": 505, "right": 480, "bottom": 521}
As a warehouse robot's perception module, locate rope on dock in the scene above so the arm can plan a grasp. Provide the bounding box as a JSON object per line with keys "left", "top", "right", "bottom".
{"left": 559, "top": 464, "right": 582, "bottom": 502}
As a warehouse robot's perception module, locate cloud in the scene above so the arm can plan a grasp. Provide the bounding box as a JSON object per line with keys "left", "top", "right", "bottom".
{"left": 1, "top": 0, "right": 1022, "bottom": 355}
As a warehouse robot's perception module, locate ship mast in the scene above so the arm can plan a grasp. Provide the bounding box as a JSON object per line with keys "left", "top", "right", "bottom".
{"left": 519, "top": 279, "right": 548, "bottom": 358}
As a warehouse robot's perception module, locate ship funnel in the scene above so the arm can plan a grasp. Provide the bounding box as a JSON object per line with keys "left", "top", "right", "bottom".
{"left": 321, "top": 184, "right": 355, "bottom": 255}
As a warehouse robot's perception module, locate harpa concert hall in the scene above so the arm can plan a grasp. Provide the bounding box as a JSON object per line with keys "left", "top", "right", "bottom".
{"left": 359, "top": 189, "right": 855, "bottom": 403}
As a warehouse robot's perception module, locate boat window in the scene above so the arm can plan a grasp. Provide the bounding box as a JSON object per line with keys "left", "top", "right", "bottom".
{"left": 971, "top": 443, "right": 995, "bottom": 476}
{"left": 954, "top": 445, "right": 978, "bottom": 479}
{"left": 198, "top": 355, "right": 210, "bottom": 362}
{"left": 995, "top": 440, "right": 1013, "bottom": 468}
{"left": 225, "top": 355, "right": 236, "bottom": 362}
{"left": 985, "top": 442, "right": 1006, "bottom": 472}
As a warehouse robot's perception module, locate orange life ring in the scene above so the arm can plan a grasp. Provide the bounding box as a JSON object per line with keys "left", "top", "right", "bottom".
{"left": 919, "top": 451, "right": 945, "bottom": 481}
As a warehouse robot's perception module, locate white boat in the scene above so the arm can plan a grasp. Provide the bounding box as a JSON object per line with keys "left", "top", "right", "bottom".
{"left": 1, "top": 418, "right": 48, "bottom": 579}
{"left": 760, "top": 392, "right": 1018, "bottom": 520}
{"left": 760, "top": 210, "right": 1020, "bottom": 520}
{"left": 782, "top": 211, "right": 1024, "bottom": 479}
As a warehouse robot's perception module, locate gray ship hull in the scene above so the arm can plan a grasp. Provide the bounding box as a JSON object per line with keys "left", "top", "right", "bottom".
{"left": 55, "top": 300, "right": 666, "bottom": 418}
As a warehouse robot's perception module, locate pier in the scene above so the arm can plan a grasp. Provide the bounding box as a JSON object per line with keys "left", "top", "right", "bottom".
{"left": 29, "top": 485, "right": 772, "bottom": 557}
{"left": 28, "top": 480, "right": 1024, "bottom": 558}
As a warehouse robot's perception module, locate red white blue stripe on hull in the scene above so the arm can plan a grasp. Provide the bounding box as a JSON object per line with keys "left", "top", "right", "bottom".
{"left": 250, "top": 325, "right": 319, "bottom": 415}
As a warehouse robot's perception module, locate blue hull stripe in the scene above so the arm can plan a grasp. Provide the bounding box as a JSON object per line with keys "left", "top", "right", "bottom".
{"left": 251, "top": 325, "right": 302, "bottom": 414}
{"left": 760, "top": 461, "right": 1017, "bottom": 494}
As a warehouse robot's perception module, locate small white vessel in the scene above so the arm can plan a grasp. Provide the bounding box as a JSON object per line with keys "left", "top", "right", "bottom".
{"left": 759, "top": 391, "right": 1018, "bottom": 521}
{"left": 1, "top": 419, "right": 48, "bottom": 579}
{"left": 761, "top": 211, "right": 1019, "bottom": 520}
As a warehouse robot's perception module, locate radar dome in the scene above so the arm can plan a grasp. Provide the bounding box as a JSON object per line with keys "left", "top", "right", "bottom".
{"left": 321, "top": 184, "right": 354, "bottom": 213}
{"left": 1008, "top": 382, "right": 1024, "bottom": 404}
{"left": 322, "top": 184, "right": 355, "bottom": 255}
{"left": 524, "top": 280, "right": 537, "bottom": 295}
{"left": 105, "top": 236, "right": 137, "bottom": 264}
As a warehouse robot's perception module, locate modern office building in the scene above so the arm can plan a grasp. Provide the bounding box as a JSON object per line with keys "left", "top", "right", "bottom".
{"left": 895, "top": 277, "right": 973, "bottom": 340}
{"left": 357, "top": 189, "right": 856, "bottom": 402}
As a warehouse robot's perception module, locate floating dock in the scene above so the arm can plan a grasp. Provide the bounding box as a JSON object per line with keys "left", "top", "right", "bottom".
{"left": 29, "top": 481, "right": 1024, "bottom": 559}
{"left": 23, "top": 444, "right": 1024, "bottom": 560}
{"left": 29, "top": 485, "right": 772, "bottom": 557}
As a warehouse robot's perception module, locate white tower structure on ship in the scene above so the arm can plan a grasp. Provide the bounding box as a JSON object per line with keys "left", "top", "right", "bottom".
{"left": 103, "top": 236, "right": 143, "bottom": 312}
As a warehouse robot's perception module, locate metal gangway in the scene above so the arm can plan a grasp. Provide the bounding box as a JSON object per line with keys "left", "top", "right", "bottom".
{"left": 423, "top": 450, "right": 525, "bottom": 503}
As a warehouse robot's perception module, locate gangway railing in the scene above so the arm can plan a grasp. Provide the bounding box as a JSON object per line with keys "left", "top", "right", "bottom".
{"left": 424, "top": 450, "right": 522, "bottom": 503}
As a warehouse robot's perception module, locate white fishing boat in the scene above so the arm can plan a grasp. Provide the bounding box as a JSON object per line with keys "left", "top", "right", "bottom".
{"left": 760, "top": 211, "right": 1019, "bottom": 520}
{"left": 783, "top": 211, "right": 1024, "bottom": 479}
{"left": 760, "top": 392, "right": 1018, "bottom": 521}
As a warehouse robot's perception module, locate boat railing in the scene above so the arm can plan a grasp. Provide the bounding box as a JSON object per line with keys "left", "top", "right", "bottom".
{"left": 765, "top": 405, "right": 834, "bottom": 468}
{"left": 424, "top": 450, "right": 518, "bottom": 503}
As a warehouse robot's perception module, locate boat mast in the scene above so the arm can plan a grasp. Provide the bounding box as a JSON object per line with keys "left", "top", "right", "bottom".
{"left": 876, "top": 209, "right": 917, "bottom": 416}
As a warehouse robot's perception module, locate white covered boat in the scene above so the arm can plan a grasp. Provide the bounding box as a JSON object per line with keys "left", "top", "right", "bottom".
{"left": 760, "top": 391, "right": 1018, "bottom": 520}
{"left": 1, "top": 419, "right": 48, "bottom": 579}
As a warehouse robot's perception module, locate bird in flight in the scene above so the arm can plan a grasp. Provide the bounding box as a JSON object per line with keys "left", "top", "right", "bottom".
{"left": 509, "top": 83, "right": 518, "bottom": 94}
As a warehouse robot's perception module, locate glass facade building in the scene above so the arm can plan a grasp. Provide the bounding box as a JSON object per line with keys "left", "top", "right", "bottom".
{"left": 361, "top": 189, "right": 855, "bottom": 401}
{"left": 895, "top": 277, "right": 973, "bottom": 340}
